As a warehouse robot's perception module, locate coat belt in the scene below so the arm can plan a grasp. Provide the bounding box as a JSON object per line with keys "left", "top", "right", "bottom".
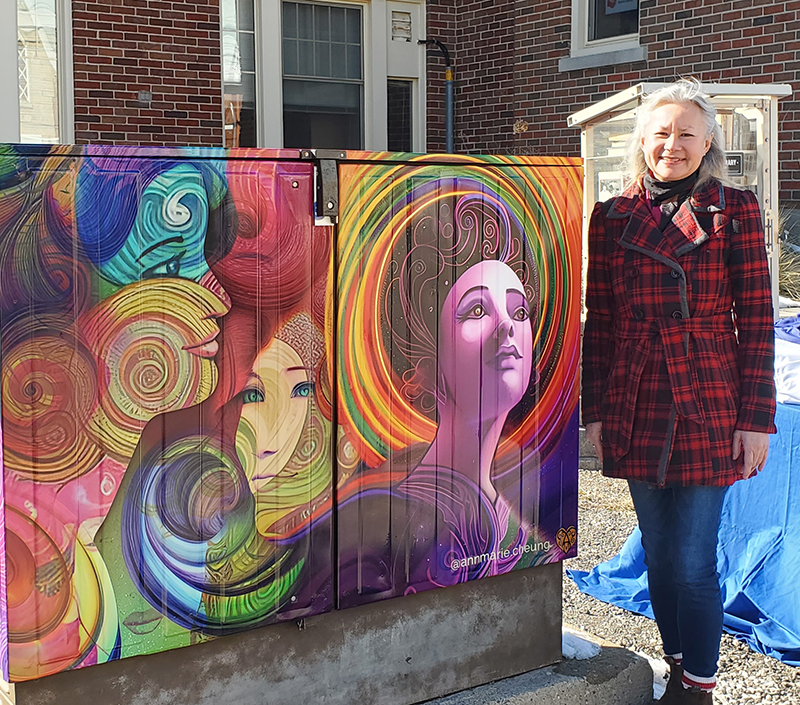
{"left": 606, "top": 313, "right": 734, "bottom": 460}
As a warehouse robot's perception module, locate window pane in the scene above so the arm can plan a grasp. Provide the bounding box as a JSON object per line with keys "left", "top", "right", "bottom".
{"left": 314, "top": 41, "right": 329, "bottom": 77}
{"left": 298, "top": 39, "right": 314, "bottom": 75}
{"left": 297, "top": 2, "right": 313, "bottom": 40}
{"left": 330, "top": 6, "right": 346, "bottom": 42}
{"left": 222, "top": 30, "right": 241, "bottom": 83}
{"left": 314, "top": 5, "right": 329, "bottom": 41}
{"left": 283, "top": 79, "right": 360, "bottom": 111}
{"left": 239, "top": 72, "right": 256, "bottom": 105}
{"left": 346, "top": 44, "right": 361, "bottom": 80}
{"left": 284, "top": 38, "right": 298, "bottom": 75}
{"left": 239, "top": 31, "right": 255, "bottom": 72}
{"left": 589, "top": 0, "right": 638, "bottom": 41}
{"left": 283, "top": 2, "right": 297, "bottom": 38}
{"left": 221, "top": 0, "right": 237, "bottom": 31}
{"left": 346, "top": 8, "right": 361, "bottom": 44}
{"left": 237, "top": 0, "right": 255, "bottom": 31}
{"left": 282, "top": 4, "right": 363, "bottom": 149}
{"left": 330, "top": 43, "right": 346, "bottom": 79}
{"left": 387, "top": 80, "right": 413, "bottom": 152}
{"left": 224, "top": 72, "right": 257, "bottom": 148}
{"left": 17, "top": 0, "right": 60, "bottom": 143}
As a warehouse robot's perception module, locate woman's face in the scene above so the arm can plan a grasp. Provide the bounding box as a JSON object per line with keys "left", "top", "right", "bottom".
{"left": 235, "top": 338, "right": 313, "bottom": 493}
{"left": 641, "top": 101, "right": 712, "bottom": 182}
{"left": 437, "top": 260, "right": 533, "bottom": 423}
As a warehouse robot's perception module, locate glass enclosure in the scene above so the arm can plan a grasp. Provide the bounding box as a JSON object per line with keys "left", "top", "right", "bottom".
{"left": 570, "top": 83, "right": 793, "bottom": 315}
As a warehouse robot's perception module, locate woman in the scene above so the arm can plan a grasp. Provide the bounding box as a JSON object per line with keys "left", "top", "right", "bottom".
{"left": 582, "top": 79, "right": 776, "bottom": 705}
{"left": 337, "top": 193, "right": 554, "bottom": 606}
{"left": 96, "top": 160, "right": 333, "bottom": 650}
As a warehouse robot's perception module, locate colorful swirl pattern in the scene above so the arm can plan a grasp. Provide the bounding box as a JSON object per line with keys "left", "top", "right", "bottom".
{"left": 75, "top": 154, "right": 226, "bottom": 275}
{"left": 81, "top": 279, "right": 227, "bottom": 461}
{"left": 336, "top": 154, "right": 583, "bottom": 469}
{"left": 1, "top": 316, "right": 102, "bottom": 482}
{"left": 0, "top": 146, "right": 580, "bottom": 681}
{"left": 120, "top": 436, "right": 303, "bottom": 633}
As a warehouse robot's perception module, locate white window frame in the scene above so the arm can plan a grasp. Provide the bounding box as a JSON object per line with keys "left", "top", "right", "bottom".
{"left": 56, "top": 0, "right": 74, "bottom": 143}
{"left": 256, "top": 0, "right": 426, "bottom": 151}
{"left": 1, "top": 2, "right": 21, "bottom": 141}
{"left": 560, "top": 0, "right": 646, "bottom": 72}
{"left": 2, "top": 0, "right": 74, "bottom": 143}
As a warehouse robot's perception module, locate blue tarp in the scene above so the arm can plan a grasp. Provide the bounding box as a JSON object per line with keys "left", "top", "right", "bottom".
{"left": 568, "top": 402, "right": 800, "bottom": 666}
{"left": 775, "top": 314, "right": 800, "bottom": 344}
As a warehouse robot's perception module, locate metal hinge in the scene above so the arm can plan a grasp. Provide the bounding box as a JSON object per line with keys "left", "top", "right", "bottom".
{"left": 300, "top": 149, "right": 346, "bottom": 219}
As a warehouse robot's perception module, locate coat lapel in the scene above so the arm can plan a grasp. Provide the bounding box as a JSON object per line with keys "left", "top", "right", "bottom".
{"left": 609, "top": 180, "right": 726, "bottom": 263}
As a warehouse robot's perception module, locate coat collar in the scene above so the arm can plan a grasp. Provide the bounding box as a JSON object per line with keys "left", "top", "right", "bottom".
{"left": 607, "top": 179, "right": 725, "bottom": 263}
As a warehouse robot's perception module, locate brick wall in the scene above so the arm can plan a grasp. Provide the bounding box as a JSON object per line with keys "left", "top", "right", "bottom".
{"left": 426, "top": 0, "right": 800, "bottom": 205}
{"left": 71, "top": 0, "right": 223, "bottom": 146}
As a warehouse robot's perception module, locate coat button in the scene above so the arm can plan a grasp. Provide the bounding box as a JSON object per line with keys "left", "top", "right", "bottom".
{"left": 633, "top": 309, "right": 645, "bottom": 320}
{"left": 672, "top": 310, "right": 683, "bottom": 319}
{"left": 627, "top": 266, "right": 639, "bottom": 278}
{"left": 670, "top": 269, "right": 682, "bottom": 279}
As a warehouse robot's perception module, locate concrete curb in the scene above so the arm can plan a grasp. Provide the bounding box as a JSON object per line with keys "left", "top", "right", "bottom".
{"left": 423, "top": 627, "right": 653, "bottom": 705}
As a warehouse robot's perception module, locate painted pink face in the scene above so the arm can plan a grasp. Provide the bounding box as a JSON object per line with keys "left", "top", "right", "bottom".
{"left": 437, "top": 260, "right": 534, "bottom": 422}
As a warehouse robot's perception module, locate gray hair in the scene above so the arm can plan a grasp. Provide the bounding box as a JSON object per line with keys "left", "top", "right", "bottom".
{"left": 624, "top": 78, "right": 729, "bottom": 190}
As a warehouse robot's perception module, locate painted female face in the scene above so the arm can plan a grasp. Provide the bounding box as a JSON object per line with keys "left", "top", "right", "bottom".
{"left": 235, "top": 338, "right": 313, "bottom": 493}
{"left": 437, "top": 260, "right": 534, "bottom": 423}
{"left": 100, "top": 163, "right": 212, "bottom": 285}
{"left": 641, "top": 102, "right": 712, "bottom": 182}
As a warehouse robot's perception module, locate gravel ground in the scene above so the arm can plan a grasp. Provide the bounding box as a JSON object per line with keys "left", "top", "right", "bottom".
{"left": 563, "top": 467, "right": 800, "bottom": 705}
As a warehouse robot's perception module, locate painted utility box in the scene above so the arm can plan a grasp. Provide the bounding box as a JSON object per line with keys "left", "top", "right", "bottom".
{"left": 0, "top": 146, "right": 581, "bottom": 683}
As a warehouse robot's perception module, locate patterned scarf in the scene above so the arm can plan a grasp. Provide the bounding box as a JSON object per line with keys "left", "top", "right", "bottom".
{"left": 643, "top": 169, "right": 700, "bottom": 228}
{"left": 642, "top": 169, "right": 699, "bottom": 206}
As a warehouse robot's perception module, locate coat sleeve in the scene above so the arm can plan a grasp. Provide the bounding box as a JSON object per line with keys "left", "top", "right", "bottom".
{"left": 581, "top": 201, "right": 615, "bottom": 425}
{"left": 728, "top": 188, "right": 777, "bottom": 433}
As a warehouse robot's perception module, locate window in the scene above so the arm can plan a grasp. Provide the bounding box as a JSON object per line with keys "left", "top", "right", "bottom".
{"left": 589, "top": 0, "right": 638, "bottom": 42}
{"left": 282, "top": 2, "right": 364, "bottom": 150}
{"left": 387, "top": 79, "right": 412, "bottom": 152}
{"left": 250, "top": 0, "right": 426, "bottom": 151}
{"left": 222, "top": 0, "right": 258, "bottom": 148}
{"left": 560, "top": 0, "right": 645, "bottom": 71}
{"left": 17, "top": 0, "right": 61, "bottom": 142}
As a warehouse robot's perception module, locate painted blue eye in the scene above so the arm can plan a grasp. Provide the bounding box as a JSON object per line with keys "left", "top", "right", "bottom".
{"left": 165, "top": 257, "right": 181, "bottom": 276}
{"left": 142, "top": 250, "right": 186, "bottom": 279}
{"left": 242, "top": 388, "right": 265, "bottom": 404}
{"left": 291, "top": 382, "right": 314, "bottom": 399}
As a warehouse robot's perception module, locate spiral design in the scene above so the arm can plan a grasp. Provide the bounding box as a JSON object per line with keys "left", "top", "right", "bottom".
{"left": 82, "top": 279, "right": 227, "bottom": 461}
{"left": 75, "top": 152, "right": 227, "bottom": 276}
{"left": 336, "top": 154, "right": 583, "bottom": 471}
{"left": 120, "top": 436, "right": 303, "bottom": 633}
{"left": 97, "top": 164, "right": 212, "bottom": 285}
{"left": 1, "top": 317, "right": 102, "bottom": 482}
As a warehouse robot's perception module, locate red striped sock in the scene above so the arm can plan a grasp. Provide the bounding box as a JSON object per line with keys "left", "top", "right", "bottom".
{"left": 682, "top": 669, "right": 716, "bottom": 692}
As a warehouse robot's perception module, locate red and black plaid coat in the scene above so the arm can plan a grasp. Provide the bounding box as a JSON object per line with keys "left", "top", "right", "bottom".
{"left": 582, "top": 179, "right": 776, "bottom": 487}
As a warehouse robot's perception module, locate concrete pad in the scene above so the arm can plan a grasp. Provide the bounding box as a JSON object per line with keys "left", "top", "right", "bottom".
{"left": 423, "top": 627, "right": 653, "bottom": 705}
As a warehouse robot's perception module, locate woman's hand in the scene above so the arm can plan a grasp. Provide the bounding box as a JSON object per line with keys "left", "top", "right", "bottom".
{"left": 732, "top": 429, "right": 770, "bottom": 479}
{"left": 585, "top": 421, "right": 603, "bottom": 463}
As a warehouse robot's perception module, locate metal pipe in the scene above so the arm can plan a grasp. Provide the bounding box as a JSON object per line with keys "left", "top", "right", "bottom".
{"left": 419, "top": 39, "right": 454, "bottom": 153}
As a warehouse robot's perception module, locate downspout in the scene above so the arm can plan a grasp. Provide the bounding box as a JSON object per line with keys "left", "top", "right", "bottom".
{"left": 419, "top": 38, "right": 453, "bottom": 153}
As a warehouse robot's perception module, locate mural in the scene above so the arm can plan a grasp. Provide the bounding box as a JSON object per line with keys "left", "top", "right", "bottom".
{"left": 334, "top": 156, "right": 582, "bottom": 605}
{"left": 0, "top": 146, "right": 581, "bottom": 682}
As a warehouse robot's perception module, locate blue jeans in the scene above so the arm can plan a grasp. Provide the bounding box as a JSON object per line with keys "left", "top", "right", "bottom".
{"left": 628, "top": 480, "right": 728, "bottom": 679}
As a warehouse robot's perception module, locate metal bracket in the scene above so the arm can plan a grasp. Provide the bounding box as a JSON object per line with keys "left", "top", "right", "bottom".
{"left": 299, "top": 149, "right": 344, "bottom": 219}
{"left": 317, "top": 160, "right": 339, "bottom": 218}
